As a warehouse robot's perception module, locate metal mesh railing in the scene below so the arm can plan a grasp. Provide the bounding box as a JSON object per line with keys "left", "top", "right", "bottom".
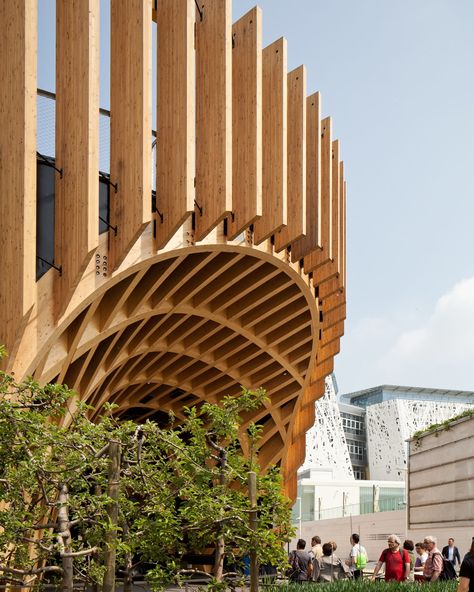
{"left": 37, "top": 89, "right": 156, "bottom": 188}
{"left": 295, "top": 495, "right": 406, "bottom": 523}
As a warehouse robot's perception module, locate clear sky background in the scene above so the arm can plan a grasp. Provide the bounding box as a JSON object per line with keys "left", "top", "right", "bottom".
{"left": 38, "top": 1, "right": 474, "bottom": 395}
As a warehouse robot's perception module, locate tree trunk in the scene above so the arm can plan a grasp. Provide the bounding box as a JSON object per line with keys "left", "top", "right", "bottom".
{"left": 122, "top": 518, "right": 133, "bottom": 592}
{"left": 248, "top": 471, "right": 259, "bottom": 592}
{"left": 213, "top": 449, "right": 227, "bottom": 582}
{"left": 103, "top": 440, "right": 121, "bottom": 592}
{"left": 58, "top": 484, "right": 74, "bottom": 592}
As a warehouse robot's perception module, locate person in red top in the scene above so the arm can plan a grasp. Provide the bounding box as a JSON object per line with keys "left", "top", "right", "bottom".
{"left": 371, "top": 534, "right": 411, "bottom": 582}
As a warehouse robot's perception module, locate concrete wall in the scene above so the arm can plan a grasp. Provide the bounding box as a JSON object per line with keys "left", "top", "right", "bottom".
{"left": 408, "top": 414, "right": 474, "bottom": 530}
{"left": 292, "top": 509, "right": 474, "bottom": 562}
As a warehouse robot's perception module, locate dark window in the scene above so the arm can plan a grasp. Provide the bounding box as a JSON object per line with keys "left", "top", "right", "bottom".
{"left": 36, "top": 161, "right": 55, "bottom": 280}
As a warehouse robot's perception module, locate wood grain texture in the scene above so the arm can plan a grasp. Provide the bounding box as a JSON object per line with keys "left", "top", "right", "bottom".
{"left": 338, "top": 161, "right": 344, "bottom": 276}
{"left": 343, "top": 179, "right": 347, "bottom": 289}
{"left": 194, "top": 0, "right": 232, "bottom": 241}
{"left": 4, "top": 0, "right": 348, "bottom": 502}
{"left": 109, "top": 0, "right": 152, "bottom": 270}
{"left": 291, "top": 92, "right": 321, "bottom": 261}
{"left": 0, "top": 0, "right": 36, "bottom": 364}
{"left": 331, "top": 141, "right": 340, "bottom": 269}
{"left": 55, "top": 0, "right": 99, "bottom": 317}
{"left": 275, "top": 65, "right": 306, "bottom": 252}
{"left": 253, "top": 37, "right": 287, "bottom": 244}
{"left": 155, "top": 0, "right": 195, "bottom": 249}
{"left": 226, "top": 7, "right": 262, "bottom": 240}
{"left": 303, "top": 116, "right": 332, "bottom": 272}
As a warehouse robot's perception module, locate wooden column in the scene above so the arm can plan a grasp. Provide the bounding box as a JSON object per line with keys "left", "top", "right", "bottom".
{"left": 226, "top": 7, "right": 262, "bottom": 240}
{"left": 253, "top": 37, "right": 287, "bottom": 244}
{"left": 330, "top": 141, "right": 340, "bottom": 270}
{"left": 275, "top": 65, "right": 306, "bottom": 252}
{"left": 55, "top": 0, "right": 99, "bottom": 317}
{"left": 0, "top": 0, "right": 37, "bottom": 363}
{"left": 303, "top": 116, "right": 332, "bottom": 272}
{"left": 110, "top": 0, "right": 152, "bottom": 270}
{"left": 291, "top": 93, "right": 321, "bottom": 261}
{"left": 194, "top": 0, "right": 232, "bottom": 241}
{"left": 155, "top": 0, "right": 195, "bottom": 249}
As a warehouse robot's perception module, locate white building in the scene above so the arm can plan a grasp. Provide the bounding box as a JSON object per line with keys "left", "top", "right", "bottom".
{"left": 295, "top": 378, "right": 474, "bottom": 523}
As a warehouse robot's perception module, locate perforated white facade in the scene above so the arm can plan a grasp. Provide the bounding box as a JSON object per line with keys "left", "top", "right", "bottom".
{"left": 366, "top": 399, "right": 473, "bottom": 480}
{"left": 301, "top": 375, "right": 354, "bottom": 479}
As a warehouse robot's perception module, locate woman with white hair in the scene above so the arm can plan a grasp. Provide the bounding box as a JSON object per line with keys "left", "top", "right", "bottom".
{"left": 371, "top": 534, "right": 411, "bottom": 582}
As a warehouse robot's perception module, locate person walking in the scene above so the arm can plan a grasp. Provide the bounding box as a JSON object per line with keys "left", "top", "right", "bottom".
{"left": 371, "top": 534, "right": 411, "bottom": 582}
{"left": 423, "top": 536, "right": 444, "bottom": 582}
{"left": 345, "top": 533, "right": 367, "bottom": 579}
{"left": 404, "top": 540, "right": 416, "bottom": 581}
{"left": 310, "top": 536, "right": 323, "bottom": 562}
{"left": 287, "top": 539, "right": 313, "bottom": 583}
{"left": 313, "top": 542, "right": 351, "bottom": 583}
{"left": 414, "top": 542, "right": 428, "bottom": 582}
{"left": 457, "top": 538, "right": 474, "bottom": 592}
{"left": 443, "top": 538, "right": 462, "bottom": 568}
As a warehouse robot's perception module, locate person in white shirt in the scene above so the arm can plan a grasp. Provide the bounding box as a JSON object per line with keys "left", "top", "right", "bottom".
{"left": 414, "top": 542, "right": 428, "bottom": 582}
{"left": 345, "top": 533, "right": 367, "bottom": 579}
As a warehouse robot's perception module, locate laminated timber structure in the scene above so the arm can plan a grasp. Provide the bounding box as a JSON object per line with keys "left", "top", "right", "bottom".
{"left": 0, "top": 0, "right": 347, "bottom": 499}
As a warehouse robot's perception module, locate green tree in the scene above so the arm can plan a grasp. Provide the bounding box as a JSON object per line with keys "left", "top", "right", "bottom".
{"left": 0, "top": 348, "right": 293, "bottom": 590}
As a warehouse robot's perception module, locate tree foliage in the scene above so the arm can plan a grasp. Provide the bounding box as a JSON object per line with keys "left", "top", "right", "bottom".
{"left": 0, "top": 350, "right": 293, "bottom": 590}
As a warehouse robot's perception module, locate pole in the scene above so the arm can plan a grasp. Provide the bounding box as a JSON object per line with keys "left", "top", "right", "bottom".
{"left": 103, "top": 440, "right": 121, "bottom": 592}
{"left": 248, "top": 471, "right": 259, "bottom": 592}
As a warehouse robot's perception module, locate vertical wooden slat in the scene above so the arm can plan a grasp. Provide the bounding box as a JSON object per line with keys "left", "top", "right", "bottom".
{"left": 338, "top": 161, "right": 344, "bottom": 277}
{"left": 330, "top": 140, "right": 340, "bottom": 269}
{"left": 55, "top": 0, "right": 99, "bottom": 317}
{"left": 253, "top": 37, "right": 287, "bottom": 244}
{"left": 194, "top": 0, "right": 232, "bottom": 241}
{"left": 290, "top": 92, "right": 321, "bottom": 262}
{"left": 343, "top": 179, "right": 347, "bottom": 289}
{"left": 275, "top": 65, "right": 306, "bottom": 252}
{"left": 303, "top": 116, "right": 332, "bottom": 272}
{"left": 226, "top": 7, "right": 262, "bottom": 240}
{"left": 109, "top": 0, "right": 152, "bottom": 270}
{"left": 0, "top": 0, "right": 36, "bottom": 363}
{"left": 155, "top": 0, "right": 195, "bottom": 249}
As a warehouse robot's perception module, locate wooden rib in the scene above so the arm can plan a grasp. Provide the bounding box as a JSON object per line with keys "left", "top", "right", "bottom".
{"left": 291, "top": 92, "right": 321, "bottom": 261}
{"left": 226, "top": 7, "right": 262, "bottom": 239}
{"left": 109, "top": 0, "right": 152, "bottom": 270}
{"left": 253, "top": 37, "right": 287, "bottom": 244}
{"left": 275, "top": 65, "right": 306, "bottom": 251}
{"left": 55, "top": 0, "right": 99, "bottom": 317}
{"left": 194, "top": 0, "right": 232, "bottom": 241}
{"left": 338, "top": 161, "right": 344, "bottom": 276}
{"left": 343, "top": 179, "right": 347, "bottom": 288}
{"left": 0, "top": 0, "right": 36, "bottom": 365}
{"left": 331, "top": 141, "right": 340, "bottom": 268}
{"left": 155, "top": 0, "right": 195, "bottom": 249}
{"left": 303, "top": 116, "right": 332, "bottom": 271}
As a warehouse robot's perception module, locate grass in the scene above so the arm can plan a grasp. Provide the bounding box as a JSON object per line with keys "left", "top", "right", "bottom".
{"left": 261, "top": 581, "right": 458, "bottom": 592}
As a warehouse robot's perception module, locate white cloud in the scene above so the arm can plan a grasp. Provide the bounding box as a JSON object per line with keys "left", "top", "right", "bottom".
{"left": 377, "top": 277, "right": 474, "bottom": 388}
{"left": 336, "top": 277, "right": 474, "bottom": 393}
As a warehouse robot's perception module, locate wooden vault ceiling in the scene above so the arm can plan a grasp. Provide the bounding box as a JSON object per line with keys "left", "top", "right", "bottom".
{"left": 29, "top": 247, "right": 318, "bottom": 474}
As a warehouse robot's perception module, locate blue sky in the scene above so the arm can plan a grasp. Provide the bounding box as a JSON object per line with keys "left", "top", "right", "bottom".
{"left": 38, "top": 1, "right": 474, "bottom": 395}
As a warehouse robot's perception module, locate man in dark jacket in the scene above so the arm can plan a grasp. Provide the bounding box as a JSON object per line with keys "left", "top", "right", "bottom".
{"left": 443, "top": 538, "right": 462, "bottom": 567}
{"left": 288, "top": 539, "right": 313, "bottom": 582}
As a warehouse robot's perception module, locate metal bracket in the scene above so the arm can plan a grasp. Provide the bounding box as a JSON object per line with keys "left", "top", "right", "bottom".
{"left": 36, "top": 151, "right": 63, "bottom": 178}
{"left": 99, "top": 216, "right": 118, "bottom": 236}
{"left": 36, "top": 255, "right": 62, "bottom": 276}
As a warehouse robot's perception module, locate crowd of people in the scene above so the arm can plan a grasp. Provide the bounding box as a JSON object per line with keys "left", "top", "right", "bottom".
{"left": 287, "top": 533, "right": 474, "bottom": 589}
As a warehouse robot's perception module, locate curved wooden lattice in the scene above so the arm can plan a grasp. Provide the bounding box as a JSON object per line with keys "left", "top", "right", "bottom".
{"left": 0, "top": 0, "right": 347, "bottom": 499}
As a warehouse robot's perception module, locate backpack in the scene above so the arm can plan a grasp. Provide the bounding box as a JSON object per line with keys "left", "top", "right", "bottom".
{"left": 355, "top": 546, "right": 368, "bottom": 570}
{"left": 286, "top": 551, "right": 304, "bottom": 581}
{"left": 436, "top": 554, "right": 457, "bottom": 581}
